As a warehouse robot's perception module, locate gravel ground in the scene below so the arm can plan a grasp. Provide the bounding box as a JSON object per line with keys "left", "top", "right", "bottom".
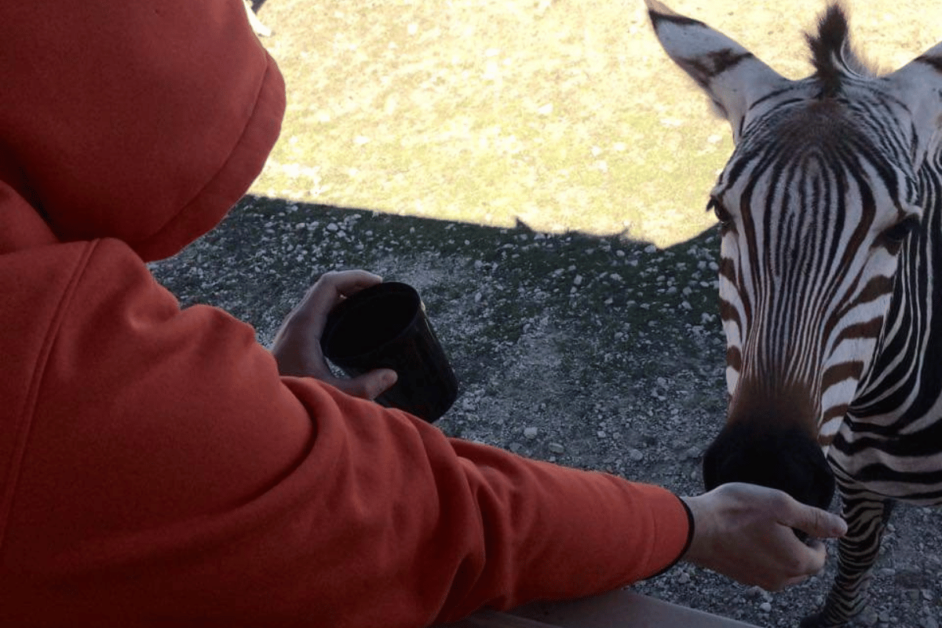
{"left": 150, "top": 195, "right": 942, "bottom": 628}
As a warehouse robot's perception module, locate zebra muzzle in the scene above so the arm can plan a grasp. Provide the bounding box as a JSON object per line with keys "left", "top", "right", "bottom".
{"left": 703, "top": 421, "right": 836, "bottom": 535}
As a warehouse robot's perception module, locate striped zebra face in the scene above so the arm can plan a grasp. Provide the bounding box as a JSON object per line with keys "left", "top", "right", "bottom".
{"left": 648, "top": 1, "right": 942, "bottom": 508}
{"left": 711, "top": 100, "right": 920, "bottom": 446}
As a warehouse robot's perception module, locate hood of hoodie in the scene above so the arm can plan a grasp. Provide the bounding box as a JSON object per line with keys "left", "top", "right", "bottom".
{"left": 0, "top": 0, "right": 285, "bottom": 261}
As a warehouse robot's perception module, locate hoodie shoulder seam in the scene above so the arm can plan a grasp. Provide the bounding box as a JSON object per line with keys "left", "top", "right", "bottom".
{"left": 0, "top": 240, "right": 99, "bottom": 550}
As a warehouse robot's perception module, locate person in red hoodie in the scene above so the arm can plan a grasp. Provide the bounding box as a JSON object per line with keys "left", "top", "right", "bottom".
{"left": 0, "top": 1, "right": 845, "bottom": 626}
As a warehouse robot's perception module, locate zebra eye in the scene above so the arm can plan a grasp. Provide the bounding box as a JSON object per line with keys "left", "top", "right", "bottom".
{"left": 882, "top": 215, "right": 920, "bottom": 244}
{"left": 708, "top": 197, "right": 733, "bottom": 226}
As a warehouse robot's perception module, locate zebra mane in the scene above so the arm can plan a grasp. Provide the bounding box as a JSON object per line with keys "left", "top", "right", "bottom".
{"left": 805, "top": 3, "right": 876, "bottom": 97}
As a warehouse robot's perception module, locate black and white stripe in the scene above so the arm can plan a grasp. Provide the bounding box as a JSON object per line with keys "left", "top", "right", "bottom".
{"left": 647, "top": 3, "right": 942, "bottom": 626}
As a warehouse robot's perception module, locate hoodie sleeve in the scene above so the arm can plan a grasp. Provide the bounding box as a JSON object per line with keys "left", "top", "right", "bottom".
{"left": 0, "top": 239, "right": 691, "bottom": 628}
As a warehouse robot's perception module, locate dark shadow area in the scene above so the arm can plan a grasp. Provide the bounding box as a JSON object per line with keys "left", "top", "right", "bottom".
{"left": 150, "top": 193, "right": 727, "bottom": 476}
{"left": 151, "top": 194, "right": 726, "bottom": 397}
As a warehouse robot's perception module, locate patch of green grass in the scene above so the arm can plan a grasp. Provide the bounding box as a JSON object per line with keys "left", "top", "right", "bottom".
{"left": 251, "top": 0, "right": 942, "bottom": 253}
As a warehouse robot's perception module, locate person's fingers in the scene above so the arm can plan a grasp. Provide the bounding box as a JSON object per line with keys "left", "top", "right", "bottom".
{"left": 331, "top": 369, "right": 398, "bottom": 401}
{"left": 767, "top": 535, "right": 827, "bottom": 585}
{"left": 781, "top": 498, "right": 847, "bottom": 539}
{"left": 753, "top": 539, "right": 826, "bottom": 591}
{"left": 319, "top": 270, "right": 384, "bottom": 297}
{"left": 272, "top": 271, "right": 385, "bottom": 378}
{"left": 680, "top": 486, "right": 842, "bottom": 592}
{"left": 297, "top": 270, "right": 383, "bottom": 329}
{"left": 794, "top": 538, "right": 828, "bottom": 575}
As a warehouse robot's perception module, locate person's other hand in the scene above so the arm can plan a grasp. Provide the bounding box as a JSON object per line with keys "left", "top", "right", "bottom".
{"left": 271, "top": 270, "right": 397, "bottom": 400}
{"left": 681, "top": 483, "right": 847, "bottom": 591}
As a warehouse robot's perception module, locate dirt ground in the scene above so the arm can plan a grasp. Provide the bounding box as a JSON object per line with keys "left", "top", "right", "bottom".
{"left": 156, "top": 1, "right": 942, "bottom": 626}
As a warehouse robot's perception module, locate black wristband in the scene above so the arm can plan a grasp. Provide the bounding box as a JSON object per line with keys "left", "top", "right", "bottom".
{"left": 646, "top": 495, "right": 696, "bottom": 579}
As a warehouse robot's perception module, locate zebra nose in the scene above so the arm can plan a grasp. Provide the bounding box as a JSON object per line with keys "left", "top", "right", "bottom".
{"left": 703, "top": 421, "right": 835, "bottom": 512}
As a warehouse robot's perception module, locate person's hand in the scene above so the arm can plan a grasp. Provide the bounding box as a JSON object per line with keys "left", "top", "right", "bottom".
{"left": 271, "top": 270, "right": 397, "bottom": 400}
{"left": 681, "top": 483, "right": 847, "bottom": 591}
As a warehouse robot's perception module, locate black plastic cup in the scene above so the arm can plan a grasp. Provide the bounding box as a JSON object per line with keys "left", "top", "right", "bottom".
{"left": 320, "top": 282, "right": 459, "bottom": 422}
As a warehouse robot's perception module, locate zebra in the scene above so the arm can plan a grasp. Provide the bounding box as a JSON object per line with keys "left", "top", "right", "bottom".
{"left": 646, "top": 2, "right": 942, "bottom": 626}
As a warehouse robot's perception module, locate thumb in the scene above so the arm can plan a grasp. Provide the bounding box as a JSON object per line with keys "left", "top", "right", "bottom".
{"left": 337, "top": 369, "right": 398, "bottom": 401}
{"left": 786, "top": 502, "right": 847, "bottom": 539}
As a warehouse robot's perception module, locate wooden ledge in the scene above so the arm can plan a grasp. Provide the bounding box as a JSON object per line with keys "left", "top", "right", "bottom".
{"left": 443, "top": 590, "right": 759, "bottom": 628}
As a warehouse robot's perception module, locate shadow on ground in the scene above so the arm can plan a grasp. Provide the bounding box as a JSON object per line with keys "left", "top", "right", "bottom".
{"left": 152, "top": 194, "right": 727, "bottom": 444}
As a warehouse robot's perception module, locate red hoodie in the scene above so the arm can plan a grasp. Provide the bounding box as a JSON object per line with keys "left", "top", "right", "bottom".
{"left": 0, "top": 1, "right": 690, "bottom": 626}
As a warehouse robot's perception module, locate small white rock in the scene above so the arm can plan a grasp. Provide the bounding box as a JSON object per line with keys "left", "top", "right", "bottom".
{"left": 859, "top": 608, "right": 879, "bottom": 626}
{"left": 524, "top": 427, "right": 539, "bottom": 440}
{"left": 759, "top": 602, "right": 772, "bottom": 613}
{"left": 744, "top": 586, "right": 763, "bottom": 599}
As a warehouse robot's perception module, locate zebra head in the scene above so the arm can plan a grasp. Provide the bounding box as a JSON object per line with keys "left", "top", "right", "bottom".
{"left": 648, "top": 1, "right": 942, "bottom": 510}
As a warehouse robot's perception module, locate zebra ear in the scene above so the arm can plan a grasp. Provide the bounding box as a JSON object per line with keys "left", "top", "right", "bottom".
{"left": 646, "top": 0, "right": 787, "bottom": 143}
{"left": 883, "top": 42, "right": 942, "bottom": 167}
